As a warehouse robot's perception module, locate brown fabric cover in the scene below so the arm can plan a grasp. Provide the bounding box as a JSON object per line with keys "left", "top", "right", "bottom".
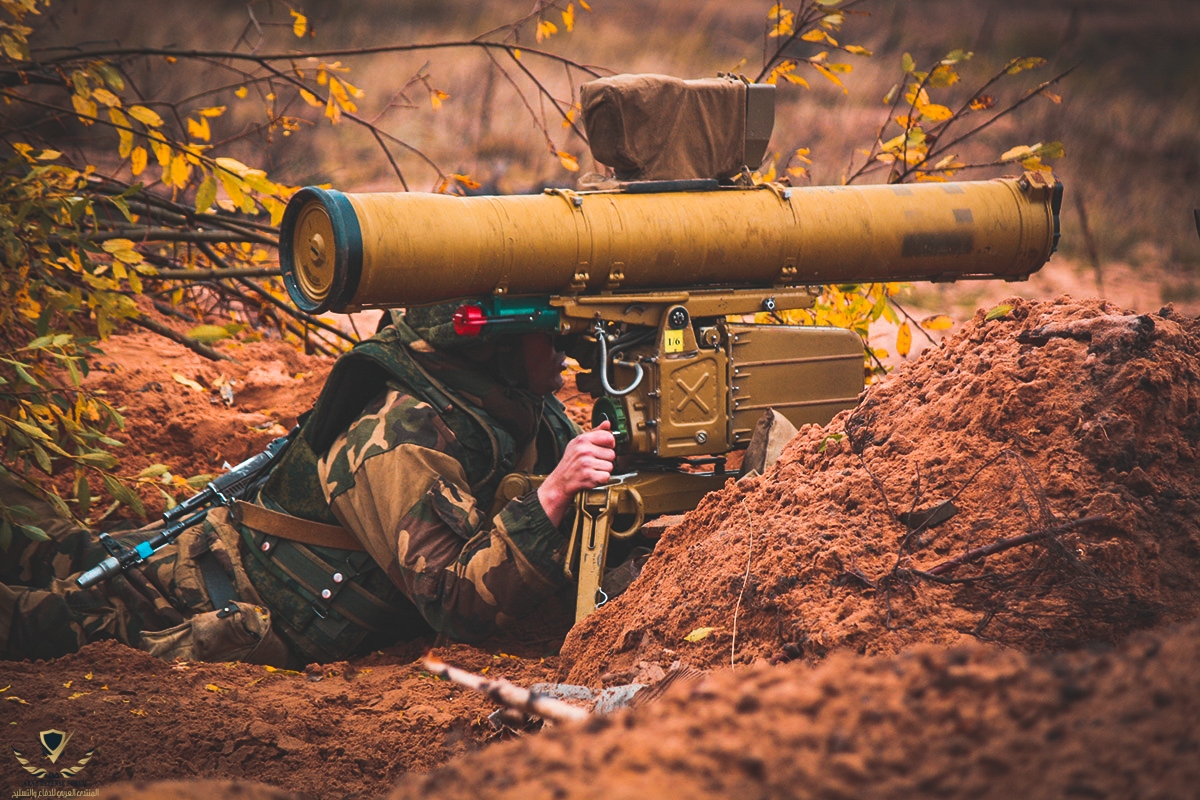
{"left": 581, "top": 74, "right": 747, "bottom": 181}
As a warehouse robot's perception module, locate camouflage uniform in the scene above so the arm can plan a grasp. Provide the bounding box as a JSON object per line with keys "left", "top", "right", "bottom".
{"left": 0, "top": 308, "right": 578, "bottom": 665}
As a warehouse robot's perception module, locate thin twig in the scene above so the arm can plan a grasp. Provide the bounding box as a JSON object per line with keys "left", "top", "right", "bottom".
{"left": 128, "top": 314, "right": 235, "bottom": 363}
{"left": 920, "top": 515, "right": 1105, "bottom": 576}
{"left": 730, "top": 498, "right": 755, "bottom": 668}
{"left": 143, "top": 267, "right": 282, "bottom": 280}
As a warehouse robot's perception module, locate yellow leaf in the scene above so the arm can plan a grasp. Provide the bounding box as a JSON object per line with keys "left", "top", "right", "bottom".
{"left": 128, "top": 104, "right": 163, "bottom": 128}
{"left": 324, "top": 94, "right": 341, "bottom": 124}
{"left": 999, "top": 144, "right": 1033, "bottom": 163}
{"left": 127, "top": 146, "right": 146, "bottom": 176}
{"left": 684, "top": 626, "right": 718, "bottom": 643}
{"left": 5, "top": 695, "right": 28, "bottom": 704}
{"left": 186, "top": 325, "right": 231, "bottom": 344}
{"left": 101, "top": 239, "right": 136, "bottom": 254}
{"left": 218, "top": 170, "right": 247, "bottom": 209}
{"left": 129, "top": 708, "right": 146, "bottom": 716}
{"left": 72, "top": 93, "right": 97, "bottom": 124}
{"left": 235, "top": 86, "right": 248, "bottom": 99}
{"left": 170, "top": 153, "right": 191, "bottom": 189}
{"left": 84, "top": 672, "right": 93, "bottom": 680}
{"left": 451, "top": 173, "right": 481, "bottom": 190}
{"left": 204, "top": 683, "right": 224, "bottom": 693}
{"left": 173, "top": 373, "right": 207, "bottom": 392}
{"left": 536, "top": 19, "right": 557, "bottom": 42}
{"left": 844, "top": 45, "right": 872, "bottom": 56}
{"left": 214, "top": 157, "right": 251, "bottom": 177}
{"left": 92, "top": 88, "right": 120, "bottom": 107}
{"left": 150, "top": 134, "right": 172, "bottom": 168}
{"left": 291, "top": 10, "right": 307, "bottom": 37}
{"left": 1006, "top": 56, "right": 1046, "bottom": 74}
{"left": 200, "top": 106, "right": 226, "bottom": 117}
{"left": 110, "top": 108, "right": 134, "bottom": 157}
{"left": 264, "top": 665, "right": 302, "bottom": 676}
{"left": 430, "top": 89, "right": 449, "bottom": 110}
{"left": 512, "top": 48, "right": 521, "bottom": 61}
{"left": 299, "top": 88, "right": 323, "bottom": 108}
{"left": 328, "top": 77, "right": 356, "bottom": 112}
{"left": 557, "top": 151, "right": 579, "bottom": 172}
{"left": 813, "top": 63, "right": 849, "bottom": 94}
{"left": 562, "top": 2, "right": 575, "bottom": 32}
{"left": 921, "top": 314, "right": 954, "bottom": 331}
{"left": 782, "top": 72, "right": 810, "bottom": 87}
{"left": 920, "top": 103, "right": 953, "bottom": 122}
{"left": 896, "top": 321, "right": 912, "bottom": 357}
{"left": 261, "top": 196, "right": 286, "bottom": 227}
{"left": 113, "top": 248, "right": 142, "bottom": 265}
{"left": 187, "top": 116, "right": 211, "bottom": 142}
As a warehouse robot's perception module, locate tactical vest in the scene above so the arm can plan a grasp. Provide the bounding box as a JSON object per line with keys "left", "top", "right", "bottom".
{"left": 238, "top": 322, "right": 578, "bottom": 663}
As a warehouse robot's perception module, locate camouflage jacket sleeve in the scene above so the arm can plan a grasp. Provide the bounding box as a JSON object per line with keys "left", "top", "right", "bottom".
{"left": 316, "top": 385, "right": 569, "bottom": 642}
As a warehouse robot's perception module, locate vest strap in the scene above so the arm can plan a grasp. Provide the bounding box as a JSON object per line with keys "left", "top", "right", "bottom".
{"left": 233, "top": 500, "right": 364, "bottom": 552}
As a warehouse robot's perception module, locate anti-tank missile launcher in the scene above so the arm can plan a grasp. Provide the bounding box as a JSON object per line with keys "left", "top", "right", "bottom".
{"left": 280, "top": 74, "right": 1063, "bottom": 619}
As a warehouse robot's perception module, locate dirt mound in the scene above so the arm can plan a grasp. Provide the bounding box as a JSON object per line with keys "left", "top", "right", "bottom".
{"left": 560, "top": 297, "right": 1200, "bottom": 685}
{"left": 391, "top": 619, "right": 1200, "bottom": 800}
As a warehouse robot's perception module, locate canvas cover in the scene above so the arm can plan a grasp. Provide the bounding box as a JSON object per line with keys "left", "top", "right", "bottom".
{"left": 581, "top": 74, "right": 748, "bottom": 181}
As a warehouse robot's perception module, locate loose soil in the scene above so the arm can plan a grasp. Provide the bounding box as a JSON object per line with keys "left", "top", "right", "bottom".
{"left": 4, "top": 288, "right": 1200, "bottom": 799}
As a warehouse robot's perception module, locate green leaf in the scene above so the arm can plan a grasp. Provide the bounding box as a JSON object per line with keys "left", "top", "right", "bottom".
{"left": 984, "top": 304, "right": 1013, "bottom": 322}
{"left": 109, "top": 195, "right": 134, "bottom": 223}
{"left": 10, "top": 361, "right": 40, "bottom": 387}
{"left": 137, "top": 463, "right": 171, "bottom": 479}
{"left": 75, "top": 472, "right": 92, "bottom": 517}
{"left": 195, "top": 174, "right": 217, "bottom": 214}
{"left": 186, "top": 474, "right": 215, "bottom": 489}
{"left": 45, "top": 491, "right": 71, "bottom": 519}
{"left": 102, "top": 474, "right": 144, "bottom": 518}
{"left": 77, "top": 451, "right": 119, "bottom": 469}
{"left": 18, "top": 525, "right": 49, "bottom": 542}
{"left": 95, "top": 62, "right": 126, "bottom": 92}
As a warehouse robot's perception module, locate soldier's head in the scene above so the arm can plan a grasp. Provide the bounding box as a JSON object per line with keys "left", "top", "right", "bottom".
{"left": 402, "top": 303, "right": 566, "bottom": 395}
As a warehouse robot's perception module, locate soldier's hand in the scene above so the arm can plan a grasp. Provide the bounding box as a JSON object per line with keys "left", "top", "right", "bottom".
{"left": 537, "top": 421, "right": 617, "bottom": 526}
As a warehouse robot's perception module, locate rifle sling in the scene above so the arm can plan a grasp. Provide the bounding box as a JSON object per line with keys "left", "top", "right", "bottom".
{"left": 233, "top": 500, "right": 364, "bottom": 552}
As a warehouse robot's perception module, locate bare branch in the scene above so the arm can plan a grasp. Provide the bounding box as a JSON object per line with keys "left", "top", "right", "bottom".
{"left": 422, "top": 656, "right": 589, "bottom": 724}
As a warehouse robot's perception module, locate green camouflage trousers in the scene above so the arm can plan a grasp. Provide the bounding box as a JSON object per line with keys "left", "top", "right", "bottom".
{"left": 0, "top": 478, "right": 286, "bottom": 664}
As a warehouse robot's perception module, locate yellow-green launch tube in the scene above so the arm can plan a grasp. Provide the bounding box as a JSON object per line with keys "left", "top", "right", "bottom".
{"left": 280, "top": 173, "right": 1061, "bottom": 314}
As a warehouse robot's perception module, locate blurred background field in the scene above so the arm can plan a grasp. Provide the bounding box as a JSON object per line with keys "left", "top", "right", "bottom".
{"left": 35, "top": 0, "right": 1200, "bottom": 317}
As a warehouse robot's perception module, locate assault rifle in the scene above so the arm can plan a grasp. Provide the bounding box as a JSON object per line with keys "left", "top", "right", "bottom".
{"left": 76, "top": 434, "right": 292, "bottom": 589}
{"left": 278, "top": 75, "right": 1062, "bottom": 621}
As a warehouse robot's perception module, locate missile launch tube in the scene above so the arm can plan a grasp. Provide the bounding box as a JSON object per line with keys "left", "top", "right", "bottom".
{"left": 280, "top": 173, "right": 1062, "bottom": 314}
